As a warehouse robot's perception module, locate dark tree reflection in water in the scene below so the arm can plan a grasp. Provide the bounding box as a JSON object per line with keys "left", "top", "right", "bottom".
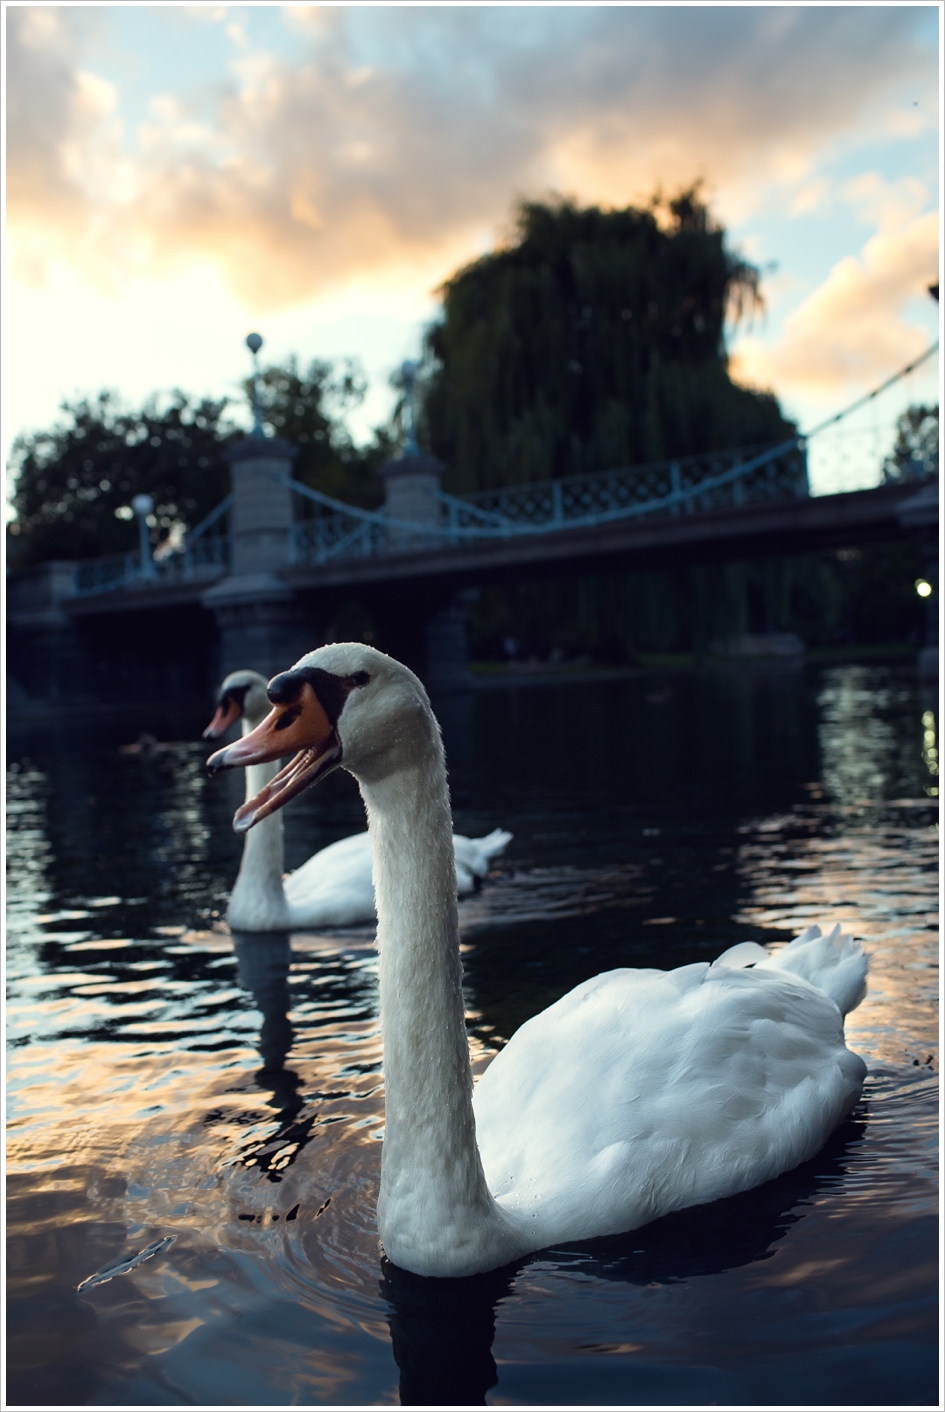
{"left": 5, "top": 663, "right": 938, "bottom": 1407}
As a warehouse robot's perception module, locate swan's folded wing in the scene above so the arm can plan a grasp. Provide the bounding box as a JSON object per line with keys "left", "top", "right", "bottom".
{"left": 473, "top": 962, "right": 865, "bottom": 1244}
{"left": 283, "top": 833, "right": 378, "bottom": 924}
{"left": 711, "top": 941, "right": 770, "bottom": 969}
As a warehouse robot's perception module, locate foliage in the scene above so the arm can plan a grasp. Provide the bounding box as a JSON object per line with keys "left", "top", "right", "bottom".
{"left": 883, "top": 404, "right": 938, "bottom": 483}
{"left": 248, "top": 356, "right": 386, "bottom": 508}
{"left": 421, "top": 192, "right": 796, "bottom": 493}
{"left": 7, "top": 358, "right": 390, "bottom": 567}
{"left": 463, "top": 542, "right": 927, "bottom": 662}
{"left": 7, "top": 392, "right": 233, "bottom": 568}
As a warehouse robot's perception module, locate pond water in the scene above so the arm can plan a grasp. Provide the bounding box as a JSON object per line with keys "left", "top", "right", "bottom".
{"left": 6, "top": 661, "right": 939, "bottom": 1407}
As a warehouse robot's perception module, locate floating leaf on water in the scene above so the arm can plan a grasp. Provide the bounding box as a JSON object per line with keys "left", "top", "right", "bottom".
{"left": 77, "top": 1235, "right": 174, "bottom": 1291}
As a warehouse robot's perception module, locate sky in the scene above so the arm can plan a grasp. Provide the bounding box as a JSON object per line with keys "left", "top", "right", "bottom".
{"left": 4, "top": 4, "right": 942, "bottom": 504}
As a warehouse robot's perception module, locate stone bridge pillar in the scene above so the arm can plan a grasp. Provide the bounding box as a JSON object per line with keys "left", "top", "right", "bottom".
{"left": 377, "top": 452, "right": 472, "bottom": 690}
{"left": 202, "top": 436, "right": 310, "bottom": 682}
{"left": 424, "top": 596, "right": 474, "bottom": 692}
{"left": 378, "top": 453, "right": 444, "bottom": 548}
{"left": 6, "top": 561, "right": 94, "bottom": 707}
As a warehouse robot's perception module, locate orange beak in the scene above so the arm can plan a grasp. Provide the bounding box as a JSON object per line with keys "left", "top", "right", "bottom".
{"left": 206, "top": 682, "right": 342, "bottom": 832}
{"left": 203, "top": 698, "right": 242, "bottom": 740}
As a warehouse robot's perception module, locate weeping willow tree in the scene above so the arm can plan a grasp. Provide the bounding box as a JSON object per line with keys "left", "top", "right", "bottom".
{"left": 420, "top": 191, "right": 796, "bottom": 493}
{"left": 413, "top": 194, "right": 922, "bottom": 658}
{"left": 413, "top": 192, "right": 816, "bottom": 658}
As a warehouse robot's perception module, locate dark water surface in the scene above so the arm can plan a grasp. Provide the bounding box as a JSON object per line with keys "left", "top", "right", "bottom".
{"left": 6, "top": 662, "right": 939, "bottom": 1407}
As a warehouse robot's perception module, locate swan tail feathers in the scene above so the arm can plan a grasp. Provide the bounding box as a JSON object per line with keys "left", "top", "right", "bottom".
{"left": 474, "top": 829, "right": 514, "bottom": 858}
{"left": 763, "top": 924, "right": 868, "bottom": 1017}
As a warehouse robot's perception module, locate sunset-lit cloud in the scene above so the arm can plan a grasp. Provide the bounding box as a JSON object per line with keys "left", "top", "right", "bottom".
{"left": 7, "top": 6, "right": 938, "bottom": 307}
{"left": 731, "top": 208, "right": 939, "bottom": 400}
{"left": 3, "top": 5, "right": 940, "bottom": 463}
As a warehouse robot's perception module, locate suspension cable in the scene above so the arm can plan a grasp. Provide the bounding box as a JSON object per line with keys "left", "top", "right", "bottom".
{"left": 803, "top": 342, "right": 939, "bottom": 439}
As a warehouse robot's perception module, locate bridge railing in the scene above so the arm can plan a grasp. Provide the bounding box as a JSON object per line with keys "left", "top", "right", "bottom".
{"left": 71, "top": 496, "right": 232, "bottom": 598}
{"left": 289, "top": 437, "right": 809, "bottom": 565}
{"left": 66, "top": 436, "right": 811, "bottom": 588}
{"left": 288, "top": 481, "right": 392, "bottom": 565}
{"left": 438, "top": 439, "right": 808, "bottom": 536}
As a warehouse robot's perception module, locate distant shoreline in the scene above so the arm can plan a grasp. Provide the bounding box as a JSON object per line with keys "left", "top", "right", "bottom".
{"left": 5, "top": 643, "right": 927, "bottom": 721}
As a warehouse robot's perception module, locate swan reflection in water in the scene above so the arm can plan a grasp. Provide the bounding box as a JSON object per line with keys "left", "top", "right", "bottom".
{"left": 231, "top": 930, "right": 313, "bottom": 1179}
{"left": 380, "top": 1108, "right": 867, "bottom": 1406}
{"left": 231, "top": 930, "right": 868, "bottom": 1406}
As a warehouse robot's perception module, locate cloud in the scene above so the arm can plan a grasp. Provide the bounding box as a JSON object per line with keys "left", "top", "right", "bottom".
{"left": 6, "top": 10, "right": 114, "bottom": 275}
{"left": 730, "top": 210, "right": 939, "bottom": 399}
{"left": 841, "top": 172, "right": 930, "bottom": 234}
{"left": 5, "top": 6, "right": 939, "bottom": 309}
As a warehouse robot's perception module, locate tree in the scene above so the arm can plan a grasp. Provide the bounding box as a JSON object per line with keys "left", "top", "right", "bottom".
{"left": 883, "top": 404, "right": 938, "bottom": 483}
{"left": 7, "top": 358, "right": 389, "bottom": 568}
{"left": 7, "top": 392, "right": 233, "bottom": 568}
{"left": 248, "top": 355, "right": 386, "bottom": 509}
{"left": 414, "top": 192, "right": 807, "bottom": 660}
{"left": 420, "top": 192, "right": 797, "bottom": 494}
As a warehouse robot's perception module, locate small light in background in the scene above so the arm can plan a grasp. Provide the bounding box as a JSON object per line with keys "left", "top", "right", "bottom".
{"left": 915, "top": 579, "right": 932, "bottom": 598}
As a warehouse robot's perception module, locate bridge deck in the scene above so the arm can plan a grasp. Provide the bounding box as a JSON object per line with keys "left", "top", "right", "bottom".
{"left": 60, "top": 480, "right": 926, "bottom": 616}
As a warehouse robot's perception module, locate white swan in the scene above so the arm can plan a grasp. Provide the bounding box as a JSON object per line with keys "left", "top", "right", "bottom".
{"left": 204, "top": 669, "right": 512, "bottom": 931}
{"left": 207, "top": 644, "right": 868, "bottom": 1279}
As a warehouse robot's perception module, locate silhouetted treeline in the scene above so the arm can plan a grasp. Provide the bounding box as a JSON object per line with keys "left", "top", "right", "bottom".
{"left": 7, "top": 360, "right": 387, "bottom": 570}
{"left": 412, "top": 193, "right": 926, "bottom": 654}
{"left": 248, "top": 356, "right": 389, "bottom": 509}
{"left": 883, "top": 404, "right": 938, "bottom": 483}
{"left": 7, "top": 392, "right": 232, "bottom": 568}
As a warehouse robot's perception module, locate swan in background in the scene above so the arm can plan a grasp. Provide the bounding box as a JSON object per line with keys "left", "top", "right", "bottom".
{"left": 204, "top": 669, "right": 512, "bottom": 931}
{"left": 207, "top": 644, "right": 868, "bottom": 1279}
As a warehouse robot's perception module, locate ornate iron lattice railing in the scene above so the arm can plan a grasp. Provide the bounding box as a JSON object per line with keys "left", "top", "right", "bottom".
{"left": 71, "top": 496, "right": 232, "bottom": 598}
{"left": 437, "top": 439, "right": 807, "bottom": 537}
{"left": 288, "top": 437, "right": 808, "bottom": 565}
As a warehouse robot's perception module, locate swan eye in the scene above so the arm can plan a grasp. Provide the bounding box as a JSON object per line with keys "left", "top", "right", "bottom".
{"left": 221, "top": 684, "right": 249, "bottom": 712}
{"left": 274, "top": 703, "right": 303, "bottom": 731}
{"left": 350, "top": 672, "right": 370, "bottom": 687}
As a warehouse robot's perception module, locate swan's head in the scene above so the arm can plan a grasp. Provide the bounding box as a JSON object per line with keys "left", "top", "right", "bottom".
{"left": 205, "top": 644, "right": 435, "bottom": 832}
{"left": 203, "top": 669, "right": 271, "bottom": 738}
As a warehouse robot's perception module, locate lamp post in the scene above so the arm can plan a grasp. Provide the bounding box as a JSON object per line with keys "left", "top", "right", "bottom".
{"left": 131, "top": 493, "right": 155, "bottom": 579}
{"left": 246, "top": 332, "right": 265, "bottom": 437}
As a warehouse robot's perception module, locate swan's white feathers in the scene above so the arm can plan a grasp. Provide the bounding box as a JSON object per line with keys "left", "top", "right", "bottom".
{"left": 711, "top": 940, "right": 770, "bottom": 969}
{"left": 474, "top": 958, "right": 865, "bottom": 1245}
{"left": 281, "top": 827, "right": 512, "bottom": 927}
{"left": 759, "top": 923, "right": 868, "bottom": 1017}
{"left": 710, "top": 924, "right": 867, "bottom": 1017}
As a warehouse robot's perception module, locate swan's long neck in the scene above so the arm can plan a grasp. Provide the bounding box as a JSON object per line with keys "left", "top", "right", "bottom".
{"left": 226, "top": 728, "right": 291, "bottom": 932}
{"left": 360, "top": 719, "right": 518, "bottom": 1277}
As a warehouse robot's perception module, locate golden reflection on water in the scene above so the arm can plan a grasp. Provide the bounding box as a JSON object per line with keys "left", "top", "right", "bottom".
{"left": 733, "top": 667, "right": 939, "bottom": 1069}
{"left": 816, "top": 665, "right": 938, "bottom": 806}
{"left": 921, "top": 708, "right": 938, "bottom": 796}
{"left": 7, "top": 985, "right": 397, "bottom": 1402}
{"left": 736, "top": 819, "right": 938, "bottom": 1066}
